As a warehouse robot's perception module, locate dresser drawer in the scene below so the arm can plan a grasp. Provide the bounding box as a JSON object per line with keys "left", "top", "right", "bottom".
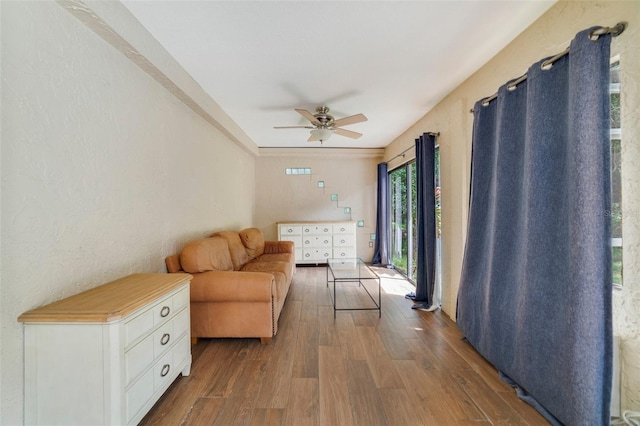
{"left": 302, "top": 248, "right": 332, "bottom": 262}
{"left": 126, "top": 333, "right": 189, "bottom": 423}
{"left": 126, "top": 367, "right": 154, "bottom": 424}
{"left": 334, "top": 248, "right": 356, "bottom": 259}
{"left": 125, "top": 286, "right": 189, "bottom": 348}
{"left": 333, "top": 224, "right": 354, "bottom": 234}
{"left": 154, "top": 334, "right": 189, "bottom": 392}
{"left": 124, "top": 309, "right": 154, "bottom": 349}
{"left": 126, "top": 333, "right": 155, "bottom": 386}
{"left": 152, "top": 286, "right": 188, "bottom": 327}
{"left": 303, "top": 225, "right": 331, "bottom": 235}
{"left": 333, "top": 234, "right": 355, "bottom": 247}
{"left": 126, "top": 299, "right": 190, "bottom": 386}
{"left": 303, "top": 235, "right": 332, "bottom": 248}
{"left": 279, "top": 225, "right": 302, "bottom": 236}
{"left": 153, "top": 308, "right": 189, "bottom": 359}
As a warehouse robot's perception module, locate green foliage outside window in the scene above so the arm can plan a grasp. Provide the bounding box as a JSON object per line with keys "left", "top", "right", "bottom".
{"left": 610, "top": 60, "right": 622, "bottom": 286}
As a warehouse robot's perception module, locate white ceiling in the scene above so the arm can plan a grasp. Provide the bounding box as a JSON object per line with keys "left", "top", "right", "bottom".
{"left": 121, "top": 1, "right": 556, "bottom": 149}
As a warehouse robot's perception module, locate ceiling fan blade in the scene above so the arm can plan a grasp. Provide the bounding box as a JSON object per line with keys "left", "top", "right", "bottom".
{"left": 273, "top": 126, "right": 314, "bottom": 129}
{"left": 334, "top": 128, "right": 363, "bottom": 139}
{"left": 332, "top": 113, "right": 367, "bottom": 127}
{"left": 295, "top": 108, "right": 322, "bottom": 126}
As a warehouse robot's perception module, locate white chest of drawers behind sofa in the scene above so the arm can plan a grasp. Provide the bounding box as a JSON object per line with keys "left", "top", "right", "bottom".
{"left": 278, "top": 221, "right": 356, "bottom": 264}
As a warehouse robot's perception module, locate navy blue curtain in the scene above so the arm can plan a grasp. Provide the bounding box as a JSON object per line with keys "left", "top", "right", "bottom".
{"left": 457, "top": 28, "right": 613, "bottom": 425}
{"left": 372, "top": 162, "right": 389, "bottom": 266}
{"left": 412, "top": 133, "right": 437, "bottom": 310}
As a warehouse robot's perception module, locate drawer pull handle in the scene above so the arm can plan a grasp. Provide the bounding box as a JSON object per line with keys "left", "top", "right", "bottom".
{"left": 288, "top": 228, "right": 293, "bottom": 232}
{"left": 341, "top": 239, "right": 346, "bottom": 243}
{"left": 340, "top": 227, "right": 345, "bottom": 231}
{"left": 161, "top": 333, "right": 171, "bottom": 345}
{"left": 161, "top": 364, "right": 171, "bottom": 377}
{"left": 324, "top": 228, "right": 329, "bottom": 232}
{"left": 341, "top": 253, "right": 346, "bottom": 257}
{"left": 160, "top": 306, "right": 170, "bottom": 317}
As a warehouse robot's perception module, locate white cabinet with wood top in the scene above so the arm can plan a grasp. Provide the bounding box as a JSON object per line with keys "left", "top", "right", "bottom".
{"left": 18, "top": 273, "right": 193, "bottom": 426}
{"left": 278, "top": 221, "right": 356, "bottom": 264}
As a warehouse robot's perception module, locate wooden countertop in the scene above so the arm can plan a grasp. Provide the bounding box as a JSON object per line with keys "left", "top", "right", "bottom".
{"left": 18, "top": 273, "right": 192, "bottom": 324}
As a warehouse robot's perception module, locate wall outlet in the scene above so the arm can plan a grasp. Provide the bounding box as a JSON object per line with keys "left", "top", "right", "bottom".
{"left": 369, "top": 241, "right": 374, "bottom": 247}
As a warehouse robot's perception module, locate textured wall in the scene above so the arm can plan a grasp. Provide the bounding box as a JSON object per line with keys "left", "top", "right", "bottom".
{"left": 384, "top": 0, "right": 640, "bottom": 412}
{"left": 0, "top": 2, "right": 255, "bottom": 424}
{"left": 254, "top": 149, "right": 382, "bottom": 261}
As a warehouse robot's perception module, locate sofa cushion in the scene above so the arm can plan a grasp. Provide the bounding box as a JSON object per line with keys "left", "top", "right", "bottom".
{"left": 239, "top": 227, "right": 265, "bottom": 259}
{"left": 211, "top": 231, "right": 250, "bottom": 271}
{"left": 255, "top": 252, "right": 295, "bottom": 264}
{"left": 180, "top": 237, "right": 233, "bottom": 273}
{"left": 240, "top": 260, "right": 291, "bottom": 302}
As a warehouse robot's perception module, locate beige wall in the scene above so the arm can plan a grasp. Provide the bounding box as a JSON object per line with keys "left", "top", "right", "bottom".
{"left": 0, "top": 2, "right": 256, "bottom": 424}
{"left": 385, "top": 0, "right": 640, "bottom": 413}
{"left": 255, "top": 148, "right": 383, "bottom": 261}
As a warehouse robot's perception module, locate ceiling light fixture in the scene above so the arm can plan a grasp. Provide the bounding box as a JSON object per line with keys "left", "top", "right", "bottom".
{"left": 310, "top": 128, "right": 334, "bottom": 142}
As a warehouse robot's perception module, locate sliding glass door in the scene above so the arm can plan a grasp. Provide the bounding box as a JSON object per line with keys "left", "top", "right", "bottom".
{"left": 390, "top": 163, "right": 417, "bottom": 279}
{"left": 389, "top": 147, "right": 441, "bottom": 289}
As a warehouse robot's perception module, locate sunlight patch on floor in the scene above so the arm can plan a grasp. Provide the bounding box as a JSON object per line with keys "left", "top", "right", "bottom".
{"left": 373, "top": 267, "right": 415, "bottom": 297}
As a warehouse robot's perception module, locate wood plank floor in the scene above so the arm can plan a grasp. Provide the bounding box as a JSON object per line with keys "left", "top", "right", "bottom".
{"left": 140, "top": 266, "right": 548, "bottom": 425}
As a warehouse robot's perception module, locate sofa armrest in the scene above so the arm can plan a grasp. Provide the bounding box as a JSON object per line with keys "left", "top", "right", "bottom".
{"left": 190, "top": 270, "right": 275, "bottom": 303}
{"left": 264, "top": 240, "right": 294, "bottom": 254}
{"left": 165, "top": 254, "right": 184, "bottom": 273}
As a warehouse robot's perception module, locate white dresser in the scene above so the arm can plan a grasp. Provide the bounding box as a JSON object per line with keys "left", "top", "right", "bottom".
{"left": 18, "top": 273, "right": 193, "bottom": 426}
{"left": 278, "top": 221, "right": 356, "bottom": 264}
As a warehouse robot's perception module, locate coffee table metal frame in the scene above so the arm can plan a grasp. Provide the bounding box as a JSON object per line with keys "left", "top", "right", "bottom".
{"left": 326, "top": 258, "right": 381, "bottom": 318}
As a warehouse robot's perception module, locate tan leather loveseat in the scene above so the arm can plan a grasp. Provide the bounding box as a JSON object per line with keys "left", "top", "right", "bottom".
{"left": 165, "top": 228, "right": 295, "bottom": 344}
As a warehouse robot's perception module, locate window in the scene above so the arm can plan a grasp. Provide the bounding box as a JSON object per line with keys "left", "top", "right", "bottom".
{"left": 388, "top": 145, "right": 441, "bottom": 289}
{"left": 285, "top": 168, "right": 311, "bottom": 175}
{"left": 610, "top": 58, "right": 622, "bottom": 287}
{"left": 390, "top": 163, "right": 415, "bottom": 279}
{"left": 435, "top": 146, "right": 442, "bottom": 301}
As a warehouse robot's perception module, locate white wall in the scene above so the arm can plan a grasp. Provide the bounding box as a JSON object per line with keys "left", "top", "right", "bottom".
{"left": 254, "top": 148, "right": 382, "bottom": 261}
{"left": 0, "top": 2, "right": 256, "bottom": 424}
{"left": 384, "top": 0, "right": 640, "bottom": 413}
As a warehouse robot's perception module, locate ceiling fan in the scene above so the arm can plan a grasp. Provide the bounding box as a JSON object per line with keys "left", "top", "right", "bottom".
{"left": 274, "top": 106, "right": 367, "bottom": 143}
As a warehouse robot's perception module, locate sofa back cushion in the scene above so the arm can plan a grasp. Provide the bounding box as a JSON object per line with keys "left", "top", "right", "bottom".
{"left": 211, "top": 231, "right": 249, "bottom": 270}
{"left": 239, "top": 227, "right": 265, "bottom": 259}
{"left": 180, "top": 237, "right": 234, "bottom": 273}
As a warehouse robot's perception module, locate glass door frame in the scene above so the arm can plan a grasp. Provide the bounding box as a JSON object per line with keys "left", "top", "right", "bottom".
{"left": 387, "top": 145, "right": 441, "bottom": 298}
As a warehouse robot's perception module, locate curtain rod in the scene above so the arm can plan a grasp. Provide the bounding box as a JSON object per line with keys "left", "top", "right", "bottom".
{"left": 388, "top": 132, "right": 440, "bottom": 163}
{"left": 470, "top": 22, "right": 627, "bottom": 113}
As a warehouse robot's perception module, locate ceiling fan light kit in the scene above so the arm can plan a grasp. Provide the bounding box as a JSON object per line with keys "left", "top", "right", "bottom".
{"left": 310, "top": 128, "right": 335, "bottom": 142}
{"left": 275, "top": 106, "right": 367, "bottom": 144}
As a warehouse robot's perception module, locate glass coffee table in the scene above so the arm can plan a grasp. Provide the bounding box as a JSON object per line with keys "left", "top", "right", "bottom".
{"left": 326, "top": 258, "right": 381, "bottom": 318}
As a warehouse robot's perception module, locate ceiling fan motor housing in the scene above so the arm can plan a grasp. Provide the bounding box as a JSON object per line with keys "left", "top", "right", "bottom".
{"left": 314, "top": 106, "right": 334, "bottom": 127}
